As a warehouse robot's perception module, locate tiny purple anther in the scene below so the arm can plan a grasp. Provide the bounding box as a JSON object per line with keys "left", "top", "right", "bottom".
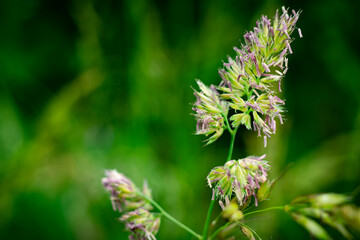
{"left": 210, "top": 85, "right": 219, "bottom": 95}
{"left": 233, "top": 46, "right": 241, "bottom": 53}
{"left": 278, "top": 78, "right": 282, "bottom": 92}
{"left": 262, "top": 15, "right": 271, "bottom": 26}
{"left": 247, "top": 175, "right": 255, "bottom": 188}
{"left": 253, "top": 121, "right": 258, "bottom": 131}
{"left": 259, "top": 165, "right": 268, "bottom": 178}
{"left": 298, "top": 28, "right": 303, "bottom": 38}
{"left": 264, "top": 136, "right": 267, "bottom": 147}
{"left": 265, "top": 114, "right": 270, "bottom": 124}
{"left": 226, "top": 168, "right": 231, "bottom": 178}
{"left": 270, "top": 117, "right": 276, "bottom": 132}
{"left": 280, "top": 21, "right": 291, "bottom": 39}
{"left": 263, "top": 127, "right": 271, "bottom": 138}
{"left": 253, "top": 192, "right": 259, "bottom": 206}
{"left": 244, "top": 32, "right": 252, "bottom": 44}
{"left": 292, "top": 15, "right": 299, "bottom": 26}
{"left": 253, "top": 89, "right": 260, "bottom": 97}
{"left": 269, "top": 27, "right": 274, "bottom": 36}
{"left": 223, "top": 62, "right": 233, "bottom": 67}
{"left": 284, "top": 30, "right": 290, "bottom": 39}
{"left": 218, "top": 186, "right": 224, "bottom": 195}
{"left": 253, "top": 176, "right": 260, "bottom": 188}
{"left": 279, "top": 47, "right": 288, "bottom": 59}
{"left": 219, "top": 200, "right": 225, "bottom": 210}
{"left": 283, "top": 68, "right": 288, "bottom": 74}
{"left": 254, "top": 35, "right": 265, "bottom": 48}
{"left": 262, "top": 62, "right": 270, "bottom": 72}
{"left": 273, "top": 95, "right": 285, "bottom": 105}
{"left": 249, "top": 53, "right": 261, "bottom": 76}
{"left": 218, "top": 69, "right": 227, "bottom": 82}
{"left": 275, "top": 70, "right": 283, "bottom": 76}
{"left": 207, "top": 177, "right": 212, "bottom": 188}
{"left": 279, "top": 114, "right": 283, "bottom": 124}
{"left": 237, "top": 74, "right": 242, "bottom": 81}
{"left": 246, "top": 102, "right": 260, "bottom": 112}
{"left": 281, "top": 6, "right": 287, "bottom": 18}
{"left": 253, "top": 122, "right": 261, "bottom": 137}
{"left": 286, "top": 41, "right": 293, "bottom": 54}
{"left": 258, "top": 154, "right": 266, "bottom": 160}
{"left": 239, "top": 56, "right": 244, "bottom": 68}
{"left": 226, "top": 80, "right": 233, "bottom": 91}
{"left": 196, "top": 121, "right": 201, "bottom": 131}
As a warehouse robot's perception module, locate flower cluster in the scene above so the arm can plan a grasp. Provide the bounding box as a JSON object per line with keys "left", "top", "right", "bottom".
{"left": 193, "top": 80, "right": 229, "bottom": 145}
{"left": 193, "top": 7, "right": 302, "bottom": 147}
{"left": 102, "top": 170, "right": 160, "bottom": 240}
{"left": 121, "top": 208, "right": 161, "bottom": 240}
{"left": 207, "top": 155, "right": 270, "bottom": 206}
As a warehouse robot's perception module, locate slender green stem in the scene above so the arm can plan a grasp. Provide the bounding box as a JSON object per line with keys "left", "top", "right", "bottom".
{"left": 243, "top": 203, "right": 256, "bottom": 213}
{"left": 221, "top": 112, "right": 238, "bottom": 162}
{"left": 222, "top": 113, "right": 233, "bottom": 135}
{"left": 202, "top": 125, "right": 238, "bottom": 240}
{"left": 209, "top": 222, "right": 231, "bottom": 240}
{"left": 137, "top": 191, "right": 202, "bottom": 239}
{"left": 227, "top": 127, "right": 238, "bottom": 161}
{"left": 202, "top": 198, "right": 216, "bottom": 239}
{"left": 243, "top": 206, "right": 284, "bottom": 217}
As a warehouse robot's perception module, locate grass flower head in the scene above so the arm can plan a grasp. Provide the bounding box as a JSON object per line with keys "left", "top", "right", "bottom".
{"left": 120, "top": 208, "right": 161, "bottom": 240}
{"left": 102, "top": 170, "right": 153, "bottom": 212}
{"left": 207, "top": 155, "right": 270, "bottom": 206}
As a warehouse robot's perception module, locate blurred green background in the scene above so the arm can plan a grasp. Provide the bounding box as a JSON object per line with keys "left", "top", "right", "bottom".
{"left": 0, "top": 0, "right": 359, "bottom": 239}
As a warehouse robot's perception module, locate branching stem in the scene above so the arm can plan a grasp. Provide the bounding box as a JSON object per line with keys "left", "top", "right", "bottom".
{"left": 137, "top": 191, "right": 202, "bottom": 239}
{"left": 243, "top": 206, "right": 285, "bottom": 217}
{"left": 202, "top": 124, "right": 238, "bottom": 239}
{"left": 227, "top": 127, "right": 238, "bottom": 162}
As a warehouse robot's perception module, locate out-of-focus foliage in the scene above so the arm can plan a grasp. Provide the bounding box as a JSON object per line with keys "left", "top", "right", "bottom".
{"left": 0, "top": 0, "right": 359, "bottom": 239}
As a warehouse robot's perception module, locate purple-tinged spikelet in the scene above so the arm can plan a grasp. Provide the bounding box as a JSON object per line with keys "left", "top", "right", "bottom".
{"left": 193, "top": 80, "right": 229, "bottom": 145}
{"left": 193, "top": 7, "right": 301, "bottom": 147}
{"left": 102, "top": 170, "right": 153, "bottom": 212}
{"left": 121, "top": 208, "right": 161, "bottom": 240}
{"left": 207, "top": 155, "right": 270, "bottom": 206}
{"left": 102, "top": 170, "right": 161, "bottom": 239}
{"left": 220, "top": 7, "right": 300, "bottom": 146}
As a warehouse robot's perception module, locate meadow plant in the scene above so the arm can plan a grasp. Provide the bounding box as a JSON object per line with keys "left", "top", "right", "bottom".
{"left": 102, "top": 7, "right": 360, "bottom": 239}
